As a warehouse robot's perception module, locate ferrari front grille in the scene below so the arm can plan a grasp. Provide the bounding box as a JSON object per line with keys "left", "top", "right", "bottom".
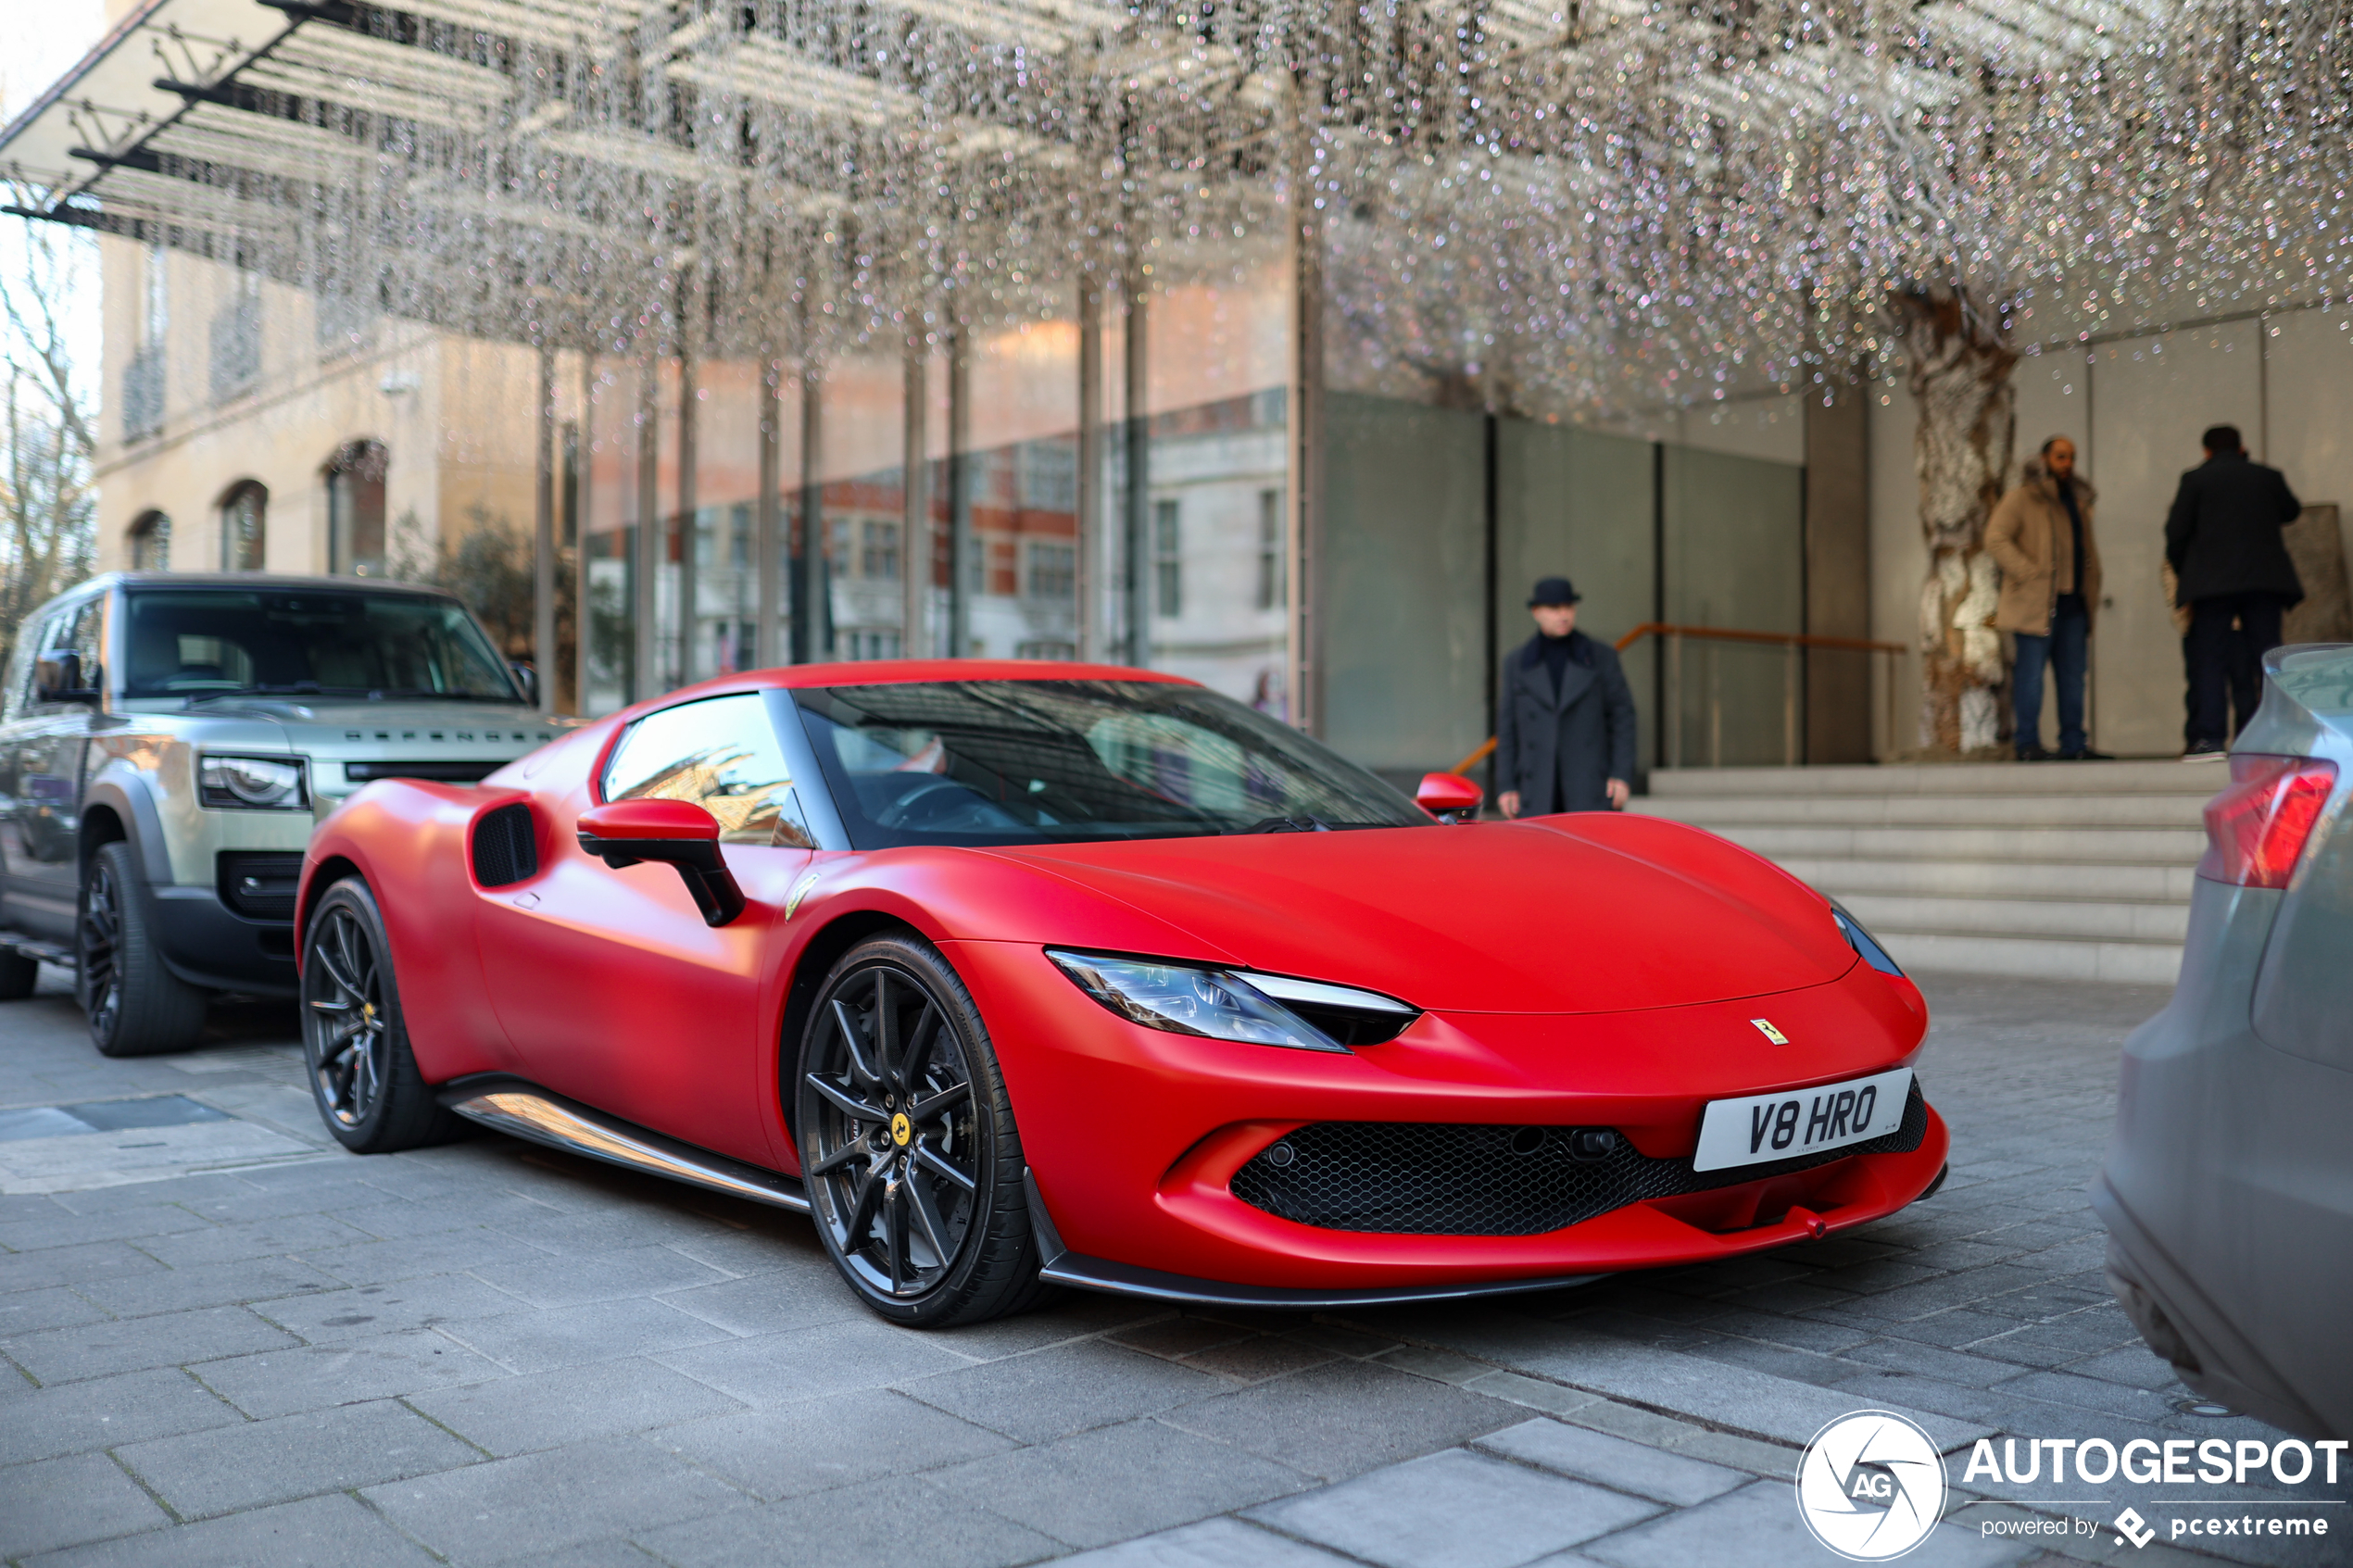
{"left": 1230, "top": 1080, "right": 1929, "bottom": 1236}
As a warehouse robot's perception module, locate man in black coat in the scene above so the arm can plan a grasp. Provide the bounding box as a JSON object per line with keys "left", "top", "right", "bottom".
{"left": 2165, "top": 425, "right": 2304, "bottom": 755}
{"left": 1495, "top": 577, "right": 1638, "bottom": 816}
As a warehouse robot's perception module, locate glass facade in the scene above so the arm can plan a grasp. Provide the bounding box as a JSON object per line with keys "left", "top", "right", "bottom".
{"left": 536, "top": 271, "right": 1809, "bottom": 787}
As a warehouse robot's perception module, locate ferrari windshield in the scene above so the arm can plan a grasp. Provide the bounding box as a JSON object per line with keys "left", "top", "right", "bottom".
{"left": 792, "top": 680, "right": 1427, "bottom": 848}
{"left": 122, "top": 588, "right": 521, "bottom": 702}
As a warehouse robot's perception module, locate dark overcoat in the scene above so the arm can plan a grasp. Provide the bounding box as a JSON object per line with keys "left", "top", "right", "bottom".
{"left": 2165, "top": 452, "right": 2305, "bottom": 607}
{"left": 1493, "top": 632, "right": 1638, "bottom": 814}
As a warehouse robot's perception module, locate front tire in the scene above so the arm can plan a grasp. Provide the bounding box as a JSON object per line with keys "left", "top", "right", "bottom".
{"left": 796, "top": 934, "right": 1053, "bottom": 1327}
{"left": 301, "top": 878, "right": 457, "bottom": 1153}
{"left": 79, "top": 841, "right": 208, "bottom": 1057}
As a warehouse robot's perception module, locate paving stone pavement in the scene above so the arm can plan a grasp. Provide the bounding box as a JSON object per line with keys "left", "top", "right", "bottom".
{"left": 2, "top": 968, "right": 2339, "bottom": 1568}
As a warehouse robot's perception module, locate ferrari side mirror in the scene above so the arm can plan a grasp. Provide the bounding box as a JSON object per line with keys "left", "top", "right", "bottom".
{"left": 575, "top": 798, "right": 747, "bottom": 927}
{"left": 1415, "top": 771, "right": 1483, "bottom": 822}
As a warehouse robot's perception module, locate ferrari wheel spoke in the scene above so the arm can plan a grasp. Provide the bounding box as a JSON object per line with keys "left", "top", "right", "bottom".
{"left": 899, "top": 1004, "right": 941, "bottom": 1093}
{"left": 907, "top": 1081, "right": 969, "bottom": 1123}
{"left": 872, "top": 970, "right": 900, "bottom": 1092}
{"left": 905, "top": 1168, "right": 953, "bottom": 1261}
{"left": 885, "top": 1181, "right": 909, "bottom": 1293}
{"left": 806, "top": 1073, "right": 884, "bottom": 1123}
{"left": 913, "top": 1141, "right": 976, "bottom": 1195}
{"left": 844, "top": 1162, "right": 887, "bottom": 1248}
{"left": 805, "top": 1137, "right": 870, "bottom": 1177}
{"left": 313, "top": 934, "right": 362, "bottom": 1003}
{"left": 831, "top": 998, "right": 883, "bottom": 1088}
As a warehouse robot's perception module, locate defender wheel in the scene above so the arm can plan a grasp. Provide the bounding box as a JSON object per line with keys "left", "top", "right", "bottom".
{"left": 301, "top": 878, "right": 458, "bottom": 1153}
{"left": 80, "top": 841, "right": 208, "bottom": 1057}
{"left": 0, "top": 947, "right": 39, "bottom": 1001}
{"left": 796, "top": 934, "right": 1055, "bottom": 1328}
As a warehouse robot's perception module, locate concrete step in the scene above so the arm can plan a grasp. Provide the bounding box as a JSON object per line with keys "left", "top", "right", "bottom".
{"left": 1837, "top": 892, "right": 2191, "bottom": 943}
{"left": 1870, "top": 930, "right": 2183, "bottom": 985}
{"left": 1700, "top": 822, "right": 2207, "bottom": 864}
{"left": 1633, "top": 793, "right": 2207, "bottom": 829}
{"left": 1649, "top": 759, "right": 2223, "bottom": 797}
{"left": 1776, "top": 855, "right": 2203, "bottom": 903}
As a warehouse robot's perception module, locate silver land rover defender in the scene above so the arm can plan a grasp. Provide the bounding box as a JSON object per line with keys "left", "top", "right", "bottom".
{"left": 0, "top": 573, "right": 574, "bottom": 1056}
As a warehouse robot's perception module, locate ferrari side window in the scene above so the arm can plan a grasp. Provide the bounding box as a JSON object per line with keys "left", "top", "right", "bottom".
{"left": 602, "top": 694, "right": 799, "bottom": 847}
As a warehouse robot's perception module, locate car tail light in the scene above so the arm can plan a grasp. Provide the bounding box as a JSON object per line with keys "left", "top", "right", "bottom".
{"left": 2199, "top": 754, "right": 2338, "bottom": 889}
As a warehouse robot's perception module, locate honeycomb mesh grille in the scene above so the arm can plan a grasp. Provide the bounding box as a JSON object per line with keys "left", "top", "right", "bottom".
{"left": 471, "top": 802, "right": 538, "bottom": 888}
{"left": 1230, "top": 1081, "right": 1928, "bottom": 1236}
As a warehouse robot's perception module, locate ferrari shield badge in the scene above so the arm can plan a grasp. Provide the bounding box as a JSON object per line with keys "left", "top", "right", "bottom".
{"left": 1750, "top": 1018, "right": 1790, "bottom": 1046}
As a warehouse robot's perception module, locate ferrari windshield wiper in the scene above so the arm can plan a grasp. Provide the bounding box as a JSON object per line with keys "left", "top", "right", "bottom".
{"left": 1239, "top": 815, "right": 1334, "bottom": 834}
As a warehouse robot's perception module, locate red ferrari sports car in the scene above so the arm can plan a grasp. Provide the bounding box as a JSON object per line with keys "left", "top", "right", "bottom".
{"left": 294, "top": 661, "right": 1947, "bottom": 1326}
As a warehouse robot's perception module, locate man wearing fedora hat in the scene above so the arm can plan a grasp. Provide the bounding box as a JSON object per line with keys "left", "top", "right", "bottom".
{"left": 1495, "top": 576, "right": 1638, "bottom": 817}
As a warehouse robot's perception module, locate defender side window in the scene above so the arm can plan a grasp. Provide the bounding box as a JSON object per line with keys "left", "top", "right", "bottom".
{"left": 11, "top": 610, "right": 62, "bottom": 718}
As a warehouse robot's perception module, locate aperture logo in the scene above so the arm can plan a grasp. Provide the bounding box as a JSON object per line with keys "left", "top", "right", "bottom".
{"left": 1797, "top": 1411, "right": 1949, "bottom": 1561}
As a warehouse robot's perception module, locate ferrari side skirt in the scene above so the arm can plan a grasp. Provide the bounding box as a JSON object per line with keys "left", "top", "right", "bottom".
{"left": 1019, "top": 1170, "right": 1608, "bottom": 1310}
{"left": 436, "top": 1075, "right": 810, "bottom": 1215}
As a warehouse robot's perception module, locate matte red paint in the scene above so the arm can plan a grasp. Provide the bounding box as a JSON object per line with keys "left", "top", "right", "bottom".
{"left": 297, "top": 659, "right": 1945, "bottom": 1296}
{"left": 577, "top": 798, "right": 724, "bottom": 841}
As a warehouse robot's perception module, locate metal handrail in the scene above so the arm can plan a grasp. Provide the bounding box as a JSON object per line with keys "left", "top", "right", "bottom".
{"left": 1448, "top": 623, "right": 1909, "bottom": 775}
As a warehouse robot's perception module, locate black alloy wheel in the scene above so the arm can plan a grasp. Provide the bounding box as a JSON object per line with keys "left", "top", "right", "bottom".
{"left": 299, "top": 878, "right": 458, "bottom": 1154}
{"left": 307, "top": 901, "right": 389, "bottom": 1129}
{"left": 797, "top": 935, "right": 1052, "bottom": 1327}
{"left": 78, "top": 854, "right": 123, "bottom": 1041}
{"left": 79, "top": 840, "right": 207, "bottom": 1057}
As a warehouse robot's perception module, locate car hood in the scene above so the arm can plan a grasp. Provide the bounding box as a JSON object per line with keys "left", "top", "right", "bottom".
{"left": 983, "top": 812, "right": 1856, "bottom": 1013}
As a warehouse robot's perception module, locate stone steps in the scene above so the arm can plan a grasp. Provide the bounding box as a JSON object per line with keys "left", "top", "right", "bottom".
{"left": 1629, "top": 759, "right": 2221, "bottom": 985}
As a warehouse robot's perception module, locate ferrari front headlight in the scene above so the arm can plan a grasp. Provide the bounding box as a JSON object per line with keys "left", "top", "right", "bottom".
{"left": 199, "top": 754, "right": 309, "bottom": 810}
{"left": 1045, "top": 949, "right": 1349, "bottom": 1053}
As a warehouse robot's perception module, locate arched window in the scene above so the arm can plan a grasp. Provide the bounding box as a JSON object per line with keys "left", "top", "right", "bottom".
{"left": 326, "top": 440, "right": 388, "bottom": 577}
{"left": 129, "top": 511, "right": 171, "bottom": 571}
{"left": 220, "top": 481, "right": 268, "bottom": 571}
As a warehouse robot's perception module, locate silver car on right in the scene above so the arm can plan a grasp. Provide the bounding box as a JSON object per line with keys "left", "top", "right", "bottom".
{"left": 2097, "top": 643, "right": 2353, "bottom": 1438}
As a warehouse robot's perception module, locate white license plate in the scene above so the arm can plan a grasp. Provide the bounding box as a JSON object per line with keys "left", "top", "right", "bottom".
{"left": 1691, "top": 1068, "right": 1913, "bottom": 1173}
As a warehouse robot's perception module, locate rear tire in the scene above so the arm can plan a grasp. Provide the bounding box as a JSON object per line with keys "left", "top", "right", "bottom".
{"left": 796, "top": 934, "right": 1055, "bottom": 1328}
{"left": 79, "top": 842, "right": 208, "bottom": 1057}
{"left": 0, "top": 947, "right": 40, "bottom": 1001}
{"left": 301, "top": 877, "right": 459, "bottom": 1153}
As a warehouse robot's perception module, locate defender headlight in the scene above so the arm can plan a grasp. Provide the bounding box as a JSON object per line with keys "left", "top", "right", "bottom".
{"left": 199, "top": 754, "right": 309, "bottom": 810}
{"left": 1046, "top": 950, "right": 1418, "bottom": 1053}
{"left": 1831, "top": 900, "right": 1905, "bottom": 978}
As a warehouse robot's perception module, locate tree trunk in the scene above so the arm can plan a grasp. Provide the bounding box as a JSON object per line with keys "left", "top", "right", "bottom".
{"left": 1894, "top": 285, "right": 2017, "bottom": 756}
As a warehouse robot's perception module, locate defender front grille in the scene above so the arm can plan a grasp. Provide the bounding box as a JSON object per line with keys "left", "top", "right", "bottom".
{"left": 1230, "top": 1081, "right": 1929, "bottom": 1236}
{"left": 346, "top": 759, "right": 504, "bottom": 784}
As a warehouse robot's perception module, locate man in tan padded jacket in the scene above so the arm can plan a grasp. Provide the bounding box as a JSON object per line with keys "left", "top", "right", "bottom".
{"left": 1987, "top": 436, "right": 2111, "bottom": 760}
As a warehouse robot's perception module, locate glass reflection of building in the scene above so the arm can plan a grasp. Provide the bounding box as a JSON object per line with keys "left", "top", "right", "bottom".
{"left": 15, "top": 3, "right": 1850, "bottom": 786}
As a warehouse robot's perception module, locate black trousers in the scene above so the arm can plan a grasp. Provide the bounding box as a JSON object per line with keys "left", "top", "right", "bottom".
{"left": 2186, "top": 593, "right": 2285, "bottom": 746}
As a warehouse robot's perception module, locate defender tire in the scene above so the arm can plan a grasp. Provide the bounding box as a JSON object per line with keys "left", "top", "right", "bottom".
{"left": 301, "top": 877, "right": 459, "bottom": 1153}
{"left": 796, "top": 934, "right": 1057, "bottom": 1328}
{"left": 79, "top": 841, "right": 209, "bottom": 1057}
